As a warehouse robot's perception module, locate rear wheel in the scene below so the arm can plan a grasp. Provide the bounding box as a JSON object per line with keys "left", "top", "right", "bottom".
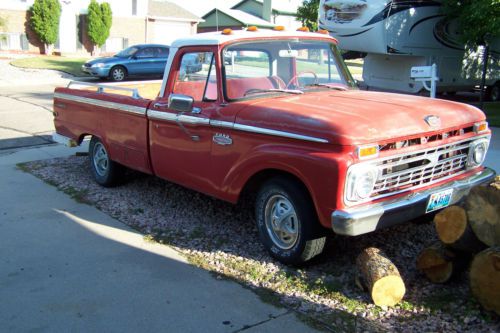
{"left": 89, "top": 137, "right": 123, "bottom": 187}
{"left": 255, "top": 177, "right": 326, "bottom": 265}
{"left": 109, "top": 66, "right": 127, "bottom": 82}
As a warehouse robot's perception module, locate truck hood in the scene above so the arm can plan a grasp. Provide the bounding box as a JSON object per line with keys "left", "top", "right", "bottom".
{"left": 235, "top": 90, "right": 486, "bottom": 146}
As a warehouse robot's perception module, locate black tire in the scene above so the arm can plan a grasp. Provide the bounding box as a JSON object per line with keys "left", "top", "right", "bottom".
{"left": 487, "top": 82, "right": 500, "bottom": 102}
{"left": 255, "top": 177, "right": 326, "bottom": 265}
{"left": 89, "top": 136, "right": 123, "bottom": 187}
{"left": 109, "top": 66, "right": 127, "bottom": 82}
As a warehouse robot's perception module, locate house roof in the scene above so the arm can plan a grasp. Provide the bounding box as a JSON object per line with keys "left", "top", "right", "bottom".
{"left": 231, "top": 0, "right": 298, "bottom": 16}
{"left": 200, "top": 8, "right": 276, "bottom": 28}
{"left": 148, "top": 0, "right": 202, "bottom": 21}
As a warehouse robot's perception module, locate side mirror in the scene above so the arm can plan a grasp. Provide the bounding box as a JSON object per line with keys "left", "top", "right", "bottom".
{"left": 168, "top": 94, "right": 194, "bottom": 112}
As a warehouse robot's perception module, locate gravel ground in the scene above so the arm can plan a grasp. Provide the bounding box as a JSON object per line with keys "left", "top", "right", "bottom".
{"left": 21, "top": 156, "right": 500, "bottom": 332}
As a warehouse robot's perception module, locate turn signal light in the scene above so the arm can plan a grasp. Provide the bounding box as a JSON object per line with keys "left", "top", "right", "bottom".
{"left": 297, "top": 26, "right": 309, "bottom": 32}
{"left": 222, "top": 28, "right": 233, "bottom": 35}
{"left": 474, "top": 121, "right": 488, "bottom": 134}
{"left": 317, "top": 29, "right": 329, "bottom": 34}
{"left": 247, "top": 26, "right": 258, "bottom": 31}
{"left": 357, "top": 145, "right": 379, "bottom": 160}
{"left": 273, "top": 26, "right": 285, "bottom": 31}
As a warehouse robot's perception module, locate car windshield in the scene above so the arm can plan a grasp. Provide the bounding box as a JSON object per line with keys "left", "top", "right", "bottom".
{"left": 222, "top": 39, "right": 356, "bottom": 100}
{"left": 115, "top": 46, "right": 139, "bottom": 57}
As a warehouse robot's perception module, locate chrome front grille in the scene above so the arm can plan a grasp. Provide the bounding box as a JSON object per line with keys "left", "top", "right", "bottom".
{"left": 371, "top": 137, "right": 480, "bottom": 199}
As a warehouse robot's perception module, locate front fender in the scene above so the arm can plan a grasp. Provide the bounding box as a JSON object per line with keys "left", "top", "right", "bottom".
{"left": 223, "top": 143, "right": 350, "bottom": 228}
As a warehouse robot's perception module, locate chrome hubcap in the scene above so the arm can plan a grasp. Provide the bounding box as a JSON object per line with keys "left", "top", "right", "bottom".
{"left": 264, "top": 195, "right": 299, "bottom": 250}
{"left": 93, "top": 142, "right": 109, "bottom": 176}
{"left": 113, "top": 68, "right": 125, "bottom": 81}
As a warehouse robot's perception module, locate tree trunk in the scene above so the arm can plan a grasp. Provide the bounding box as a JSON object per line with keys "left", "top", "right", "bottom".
{"left": 44, "top": 43, "right": 51, "bottom": 56}
{"left": 434, "top": 206, "right": 486, "bottom": 253}
{"left": 416, "top": 242, "right": 467, "bottom": 283}
{"left": 470, "top": 247, "right": 500, "bottom": 315}
{"left": 465, "top": 185, "right": 500, "bottom": 247}
{"left": 356, "top": 247, "right": 406, "bottom": 306}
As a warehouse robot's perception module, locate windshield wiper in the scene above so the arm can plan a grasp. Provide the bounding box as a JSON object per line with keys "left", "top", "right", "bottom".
{"left": 243, "top": 88, "right": 304, "bottom": 96}
{"left": 306, "top": 83, "right": 348, "bottom": 91}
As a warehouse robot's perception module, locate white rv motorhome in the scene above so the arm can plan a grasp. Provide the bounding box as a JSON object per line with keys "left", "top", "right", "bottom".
{"left": 318, "top": 0, "right": 500, "bottom": 100}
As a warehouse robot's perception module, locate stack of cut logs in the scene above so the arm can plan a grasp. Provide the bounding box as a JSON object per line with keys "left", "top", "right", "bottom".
{"left": 417, "top": 177, "right": 500, "bottom": 315}
{"left": 355, "top": 177, "right": 499, "bottom": 310}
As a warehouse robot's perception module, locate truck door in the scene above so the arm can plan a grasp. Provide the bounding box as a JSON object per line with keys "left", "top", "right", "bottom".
{"left": 147, "top": 47, "right": 219, "bottom": 194}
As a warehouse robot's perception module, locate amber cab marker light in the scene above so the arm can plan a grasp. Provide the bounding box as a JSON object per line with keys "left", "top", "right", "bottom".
{"left": 222, "top": 28, "right": 233, "bottom": 35}
{"left": 273, "top": 25, "right": 285, "bottom": 31}
{"left": 247, "top": 26, "right": 258, "bottom": 32}
{"left": 297, "top": 26, "right": 309, "bottom": 32}
{"left": 317, "top": 29, "right": 329, "bottom": 34}
{"left": 474, "top": 121, "right": 488, "bottom": 134}
{"left": 357, "top": 145, "right": 380, "bottom": 160}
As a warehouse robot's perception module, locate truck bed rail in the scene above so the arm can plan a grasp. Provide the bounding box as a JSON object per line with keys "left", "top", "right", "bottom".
{"left": 66, "top": 81, "right": 142, "bottom": 99}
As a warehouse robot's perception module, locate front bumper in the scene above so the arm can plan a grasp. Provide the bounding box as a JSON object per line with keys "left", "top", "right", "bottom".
{"left": 82, "top": 65, "right": 110, "bottom": 77}
{"left": 331, "top": 167, "right": 496, "bottom": 236}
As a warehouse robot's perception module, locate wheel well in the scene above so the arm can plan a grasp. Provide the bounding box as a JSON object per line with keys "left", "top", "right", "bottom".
{"left": 240, "top": 169, "right": 313, "bottom": 204}
{"left": 110, "top": 65, "right": 127, "bottom": 74}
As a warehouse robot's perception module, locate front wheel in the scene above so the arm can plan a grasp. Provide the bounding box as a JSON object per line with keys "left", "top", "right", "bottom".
{"left": 109, "top": 66, "right": 127, "bottom": 82}
{"left": 255, "top": 177, "right": 326, "bottom": 265}
{"left": 89, "top": 137, "right": 123, "bottom": 187}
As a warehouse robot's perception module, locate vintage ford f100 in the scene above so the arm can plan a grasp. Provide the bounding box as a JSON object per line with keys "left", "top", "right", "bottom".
{"left": 53, "top": 28, "right": 495, "bottom": 264}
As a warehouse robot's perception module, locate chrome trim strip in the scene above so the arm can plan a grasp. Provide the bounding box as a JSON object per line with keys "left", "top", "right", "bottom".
{"left": 147, "top": 110, "right": 177, "bottom": 122}
{"left": 147, "top": 110, "right": 210, "bottom": 125}
{"left": 209, "top": 120, "right": 234, "bottom": 129}
{"left": 232, "top": 124, "right": 329, "bottom": 143}
{"left": 54, "top": 93, "right": 146, "bottom": 115}
{"left": 178, "top": 114, "right": 210, "bottom": 125}
{"left": 332, "top": 167, "right": 496, "bottom": 236}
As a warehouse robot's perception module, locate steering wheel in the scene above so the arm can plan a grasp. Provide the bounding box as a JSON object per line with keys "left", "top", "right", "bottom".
{"left": 286, "top": 71, "right": 318, "bottom": 89}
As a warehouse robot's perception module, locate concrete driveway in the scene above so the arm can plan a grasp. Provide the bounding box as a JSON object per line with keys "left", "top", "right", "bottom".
{"left": 0, "top": 145, "right": 316, "bottom": 332}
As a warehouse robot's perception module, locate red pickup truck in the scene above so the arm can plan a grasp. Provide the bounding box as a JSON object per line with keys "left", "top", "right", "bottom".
{"left": 53, "top": 28, "right": 495, "bottom": 264}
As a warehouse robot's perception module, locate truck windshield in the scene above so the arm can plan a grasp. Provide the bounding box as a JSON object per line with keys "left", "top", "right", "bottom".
{"left": 222, "top": 39, "right": 356, "bottom": 100}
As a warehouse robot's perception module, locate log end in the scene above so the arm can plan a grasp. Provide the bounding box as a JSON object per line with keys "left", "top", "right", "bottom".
{"left": 470, "top": 247, "right": 500, "bottom": 315}
{"left": 371, "top": 276, "right": 406, "bottom": 307}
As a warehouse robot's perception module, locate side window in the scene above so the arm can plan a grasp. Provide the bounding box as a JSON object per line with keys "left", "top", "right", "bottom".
{"left": 172, "top": 52, "right": 217, "bottom": 101}
{"left": 136, "top": 47, "right": 155, "bottom": 58}
{"left": 158, "top": 47, "right": 169, "bottom": 58}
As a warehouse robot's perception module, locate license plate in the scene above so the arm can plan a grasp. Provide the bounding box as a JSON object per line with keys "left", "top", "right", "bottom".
{"left": 426, "top": 189, "right": 453, "bottom": 213}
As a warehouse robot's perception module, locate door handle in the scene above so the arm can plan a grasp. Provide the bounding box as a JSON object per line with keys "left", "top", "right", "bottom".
{"left": 154, "top": 102, "right": 169, "bottom": 108}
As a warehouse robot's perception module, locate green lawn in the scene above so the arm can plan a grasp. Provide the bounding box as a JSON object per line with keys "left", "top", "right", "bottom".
{"left": 476, "top": 102, "right": 500, "bottom": 127}
{"left": 10, "top": 56, "right": 89, "bottom": 77}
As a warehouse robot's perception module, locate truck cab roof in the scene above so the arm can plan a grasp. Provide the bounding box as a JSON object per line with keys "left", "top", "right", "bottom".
{"left": 170, "top": 29, "right": 338, "bottom": 48}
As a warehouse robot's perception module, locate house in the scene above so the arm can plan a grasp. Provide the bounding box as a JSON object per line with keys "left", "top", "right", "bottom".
{"left": 0, "top": 0, "right": 201, "bottom": 55}
{"left": 197, "top": 0, "right": 301, "bottom": 33}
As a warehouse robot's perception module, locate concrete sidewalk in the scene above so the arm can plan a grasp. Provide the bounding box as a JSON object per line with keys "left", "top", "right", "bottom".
{"left": 0, "top": 145, "right": 317, "bottom": 333}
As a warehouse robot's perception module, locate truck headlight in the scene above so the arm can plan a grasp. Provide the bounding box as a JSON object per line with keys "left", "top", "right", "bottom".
{"left": 467, "top": 139, "right": 489, "bottom": 168}
{"left": 345, "top": 164, "right": 378, "bottom": 202}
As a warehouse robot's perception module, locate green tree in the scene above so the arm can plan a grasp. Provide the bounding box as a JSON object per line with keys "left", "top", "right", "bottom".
{"left": 30, "top": 0, "right": 61, "bottom": 55}
{"left": 296, "top": 0, "right": 320, "bottom": 31}
{"left": 0, "top": 16, "right": 6, "bottom": 30}
{"left": 87, "top": 0, "right": 113, "bottom": 55}
{"left": 441, "top": 0, "right": 500, "bottom": 103}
